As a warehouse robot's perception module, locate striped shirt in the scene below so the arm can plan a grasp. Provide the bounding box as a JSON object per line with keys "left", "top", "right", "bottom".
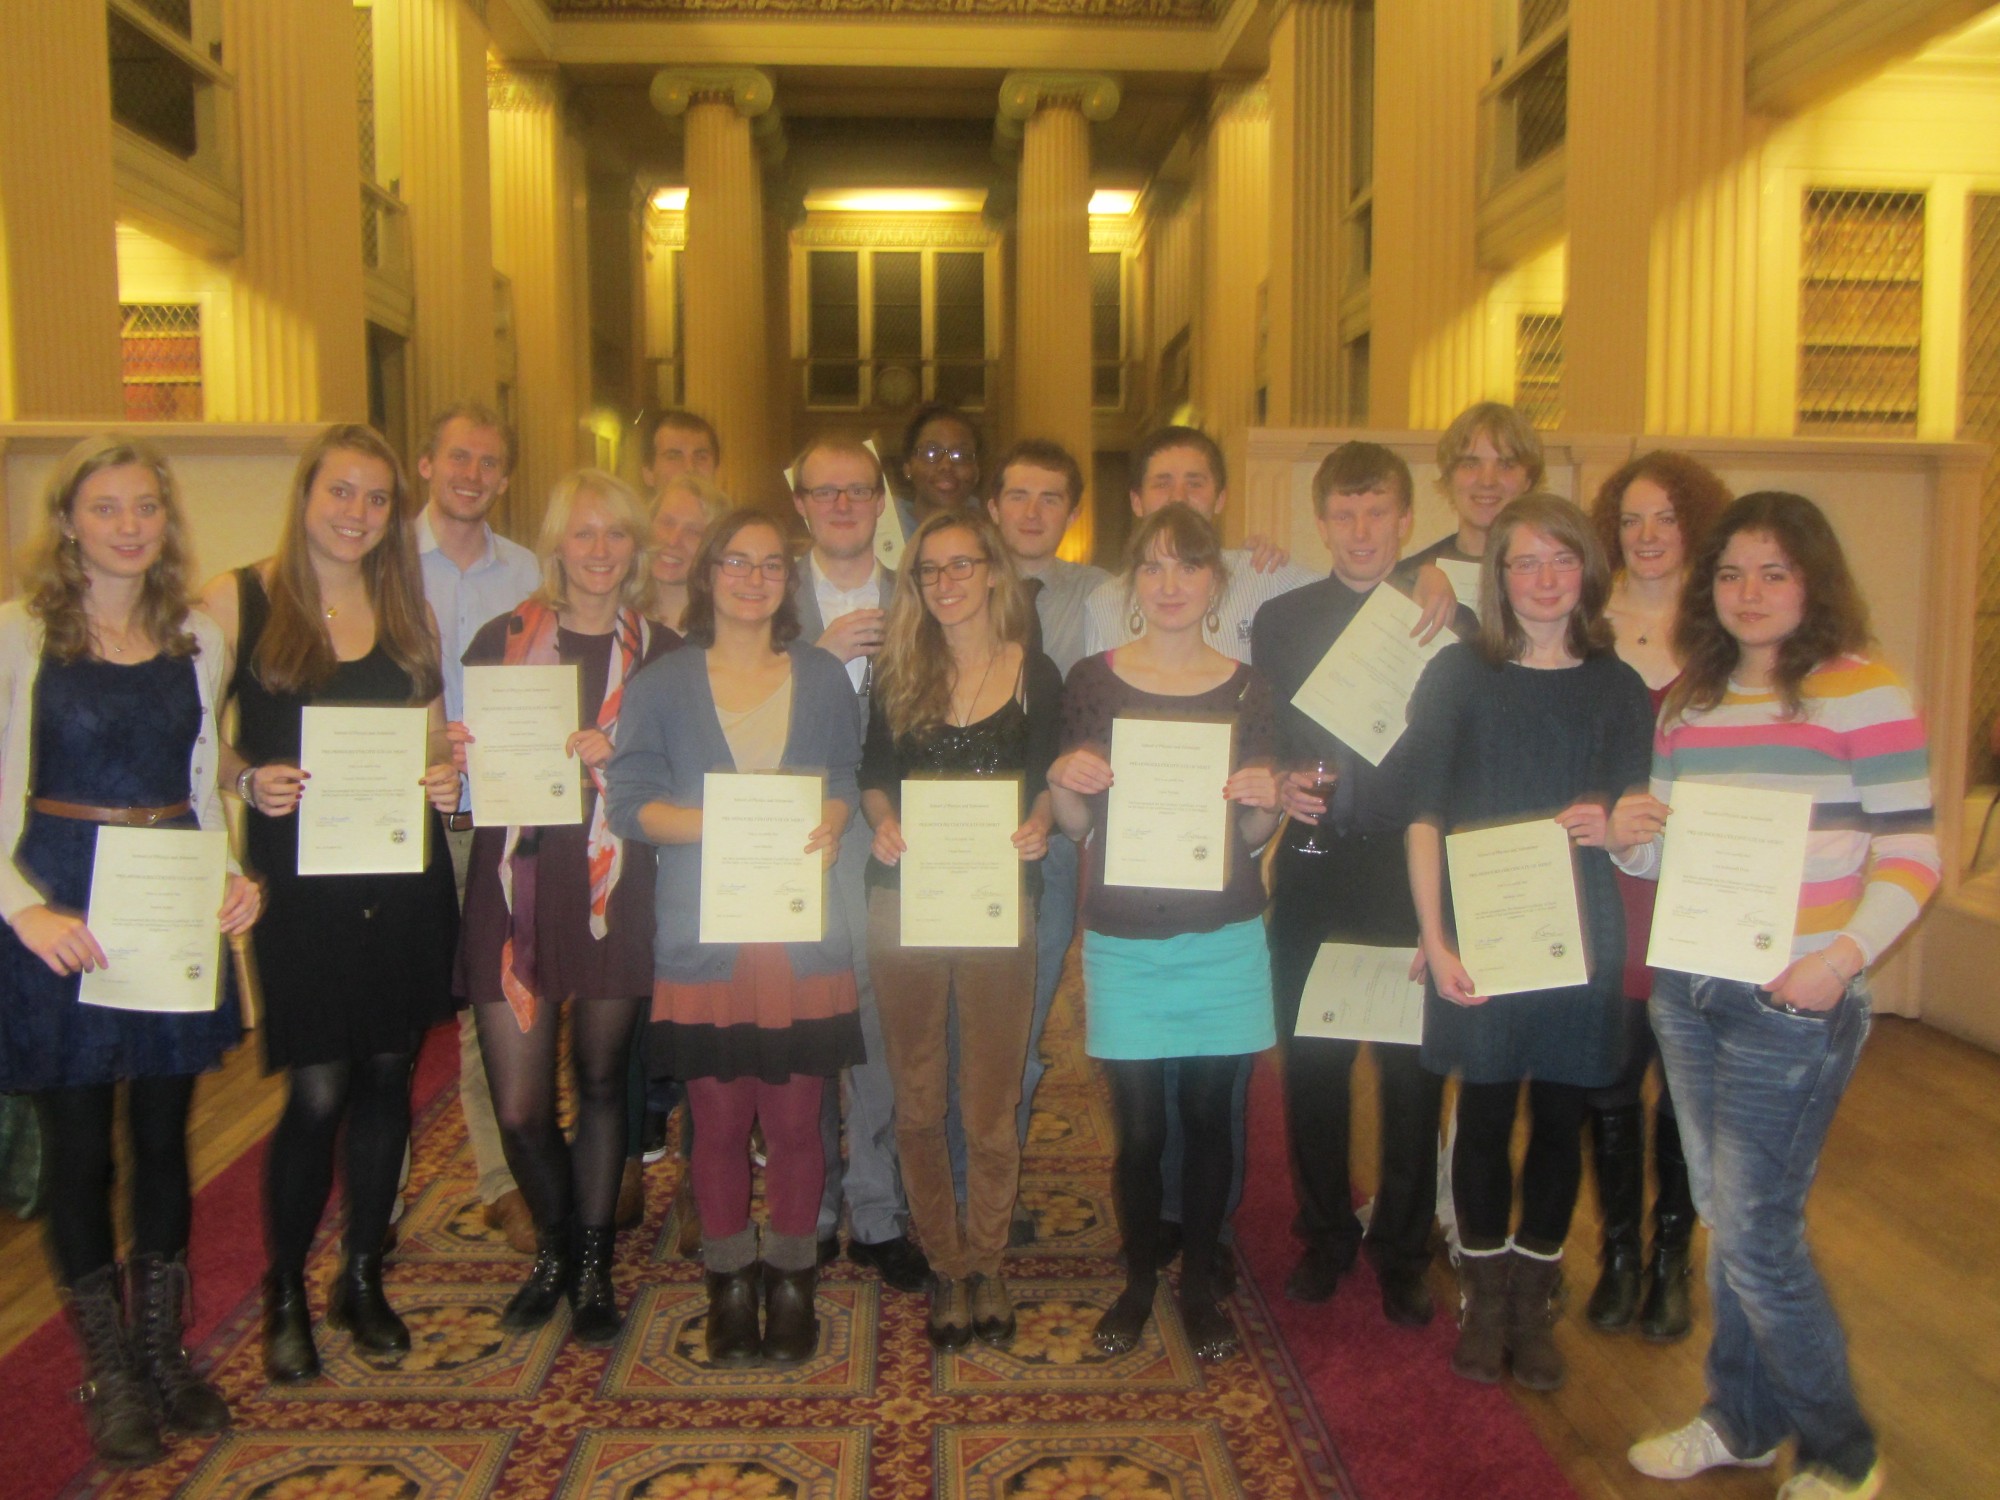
{"left": 1618, "top": 655, "right": 1939, "bottom": 966}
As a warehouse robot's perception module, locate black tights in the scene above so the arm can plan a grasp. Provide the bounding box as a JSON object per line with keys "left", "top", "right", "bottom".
{"left": 1453, "top": 1078, "right": 1591, "bottom": 1255}
{"left": 265, "top": 1052, "right": 414, "bottom": 1274}
{"left": 34, "top": 1077, "right": 197, "bottom": 1285}
{"left": 475, "top": 997, "right": 643, "bottom": 1232}
{"left": 1104, "top": 1055, "right": 1240, "bottom": 1294}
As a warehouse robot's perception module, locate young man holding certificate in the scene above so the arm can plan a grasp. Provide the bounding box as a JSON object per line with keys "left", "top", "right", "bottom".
{"left": 1250, "top": 442, "right": 1469, "bottom": 1327}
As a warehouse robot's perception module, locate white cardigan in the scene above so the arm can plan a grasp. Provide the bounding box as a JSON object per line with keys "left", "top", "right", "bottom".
{"left": 0, "top": 599, "right": 233, "bottom": 921}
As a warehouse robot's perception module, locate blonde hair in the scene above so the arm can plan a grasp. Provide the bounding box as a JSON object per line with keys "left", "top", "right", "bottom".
{"left": 23, "top": 434, "right": 197, "bottom": 662}
{"left": 654, "top": 471, "right": 727, "bottom": 526}
{"left": 876, "top": 511, "right": 1031, "bottom": 741}
{"left": 1435, "top": 401, "right": 1546, "bottom": 493}
{"left": 533, "top": 469, "right": 652, "bottom": 612}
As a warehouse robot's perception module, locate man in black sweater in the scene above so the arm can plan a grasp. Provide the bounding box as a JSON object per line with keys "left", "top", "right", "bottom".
{"left": 1250, "top": 441, "right": 1468, "bottom": 1328}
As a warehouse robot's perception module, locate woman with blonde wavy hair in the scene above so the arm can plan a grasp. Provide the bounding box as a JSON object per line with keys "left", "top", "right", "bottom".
{"left": 200, "top": 423, "right": 462, "bottom": 1384}
{"left": 860, "top": 509, "right": 1059, "bottom": 1351}
{"left": 446, "top": 470, "right": 672, "bottom": 1346}
{"left": 0, "top": 435, "right": 260, "bottom": 1466}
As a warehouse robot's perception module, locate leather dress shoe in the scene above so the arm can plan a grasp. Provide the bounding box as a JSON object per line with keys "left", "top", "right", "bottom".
{"left": 1284, "top": 1244, "right": 1353, "bottom": 1304}
{"left": 969, "top": 1273, "right": 1016, "bottom": 1346}
{"left": 1378, "top": 1260, "right": 1436, "bottom": 1327}
{"left": 847, "top": 1234, "right": 932, "bottom": 1294}
{"left": 926, "top": 1274, "right": 972, "bottom": 1351}
{"left": 816, "top": 1233, "right": 841, "bottom": 1267}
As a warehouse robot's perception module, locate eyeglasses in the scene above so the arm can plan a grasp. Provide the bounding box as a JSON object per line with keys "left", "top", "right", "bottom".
{"left": 800, "top": 483, "right": 879, "bottom": 506}
{"left": 915, "top": 556, "right": 987, "bottom": 587}
{"left": 911, "top": 444, "right": 976, "bottom": 465}
{"left": 715, "top": 554, "right": 789, "bottom": 580}
{"left": 1504, "top": 552, "right": 1583, "bottom": 577}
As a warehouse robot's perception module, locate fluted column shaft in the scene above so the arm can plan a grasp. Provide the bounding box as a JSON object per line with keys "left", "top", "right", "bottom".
{"left": 0, "top": 5, "right": 121, "bottom": 419}
{"left": 681, "top": 99, "right": 771, "bottom": 506}
{"left": 1015, "top": 102, "right": 1096, "bottom": 559}
{"left": 490, "top": 67, "right": 583, "bottom": 534}
{"left": 1266, "top": 0, "right": 1348, "bottom": 427}
{"left": 222, "top": 0, "right": 368, "bottom": 422}
{"left": 1195, "top": 85, "right": 1270, "bottom": 533}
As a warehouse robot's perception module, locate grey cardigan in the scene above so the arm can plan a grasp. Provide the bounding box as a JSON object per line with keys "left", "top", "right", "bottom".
{"left": 607, "top": 639, "right": 862, "bottom": 984}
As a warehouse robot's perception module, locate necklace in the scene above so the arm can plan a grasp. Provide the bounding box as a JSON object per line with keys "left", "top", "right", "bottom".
{"left": 91, "top": 616, "right": 140, "bottom": 657}
{"left": 951, "top": 649, "right": 1000, "bottom": 728}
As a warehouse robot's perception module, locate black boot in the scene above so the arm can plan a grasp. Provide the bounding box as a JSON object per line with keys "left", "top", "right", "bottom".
{"left": 760, "top": 1263, "right": 819, "bottom": 1365}
{"left": 63, "top": 1265, "right": 163, "bottom": 1468}
{"left": 1640, "top": 1112, "right": 1695, "bottom": 1343}
{"left": 261, "top": 1268, "right": 320, "bottom": 1383}
{"left": 129, "top": 1252, "right": 230, "bottom": 1433}
{"left": 567, "top": 1226, "right": 623, "bottom": 1345}
{"left": 327, "top": 1251, "right": 410, "bottom": 1355}
{"left": 500, "top": 1223, "right": 572, "bottom": 1333}
{"left": 703, "top": 1264, "right": 762, "bottom": 1365}
{"left": 1584, "top": 1104, "right": 1644, "bottom": 1331}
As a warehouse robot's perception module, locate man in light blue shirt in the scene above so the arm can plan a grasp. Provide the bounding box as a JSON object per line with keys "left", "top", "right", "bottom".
{"left": 413, "top": 402, "right": 541, "bottom": 1252}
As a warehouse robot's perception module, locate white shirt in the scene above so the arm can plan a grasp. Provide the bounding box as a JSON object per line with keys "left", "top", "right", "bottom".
{"left": 809, "top": 554, "right": 886, "bottom": 692}
{"left": 1081, "top": 548, "right": 1320, "bottom": 664}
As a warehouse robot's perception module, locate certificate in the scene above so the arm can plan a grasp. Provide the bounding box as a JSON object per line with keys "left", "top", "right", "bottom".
{"left": 1294, "top": 943, "right": 1425, "bottom": 1045}
{"left": 1290, "top": 583, "right": 1453, "bottom": 765}
{"left": 1646, "top": 780, "right": 1813, "bottom": 985}
{"left": 899, "top": 778, "right": 1021, "bottom": 949}
{"left": 1446, "top": 818, "right": 1588, "bottom": 996}
{"left": 78, "top": 827, "right": 228, "bottom": 1013}
{"left": 699, "top": 772, "right": 824, "bottom": 944}
{"left": 297, "top": 705, "right": 429, "bottom": 876}
{"left": 1104, "top": 716, "right": 1234, "bottom": 892}
{"left": 1434, "top": 557, "right": 1483, "bottom": 609}
{"left": 463, "top": 664, "right": 583, "bottom": 828}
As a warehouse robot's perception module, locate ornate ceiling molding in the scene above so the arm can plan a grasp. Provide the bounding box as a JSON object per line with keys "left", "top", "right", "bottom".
{"left": 793, "top": 218, "right": 999, "bottom": 250}
{"left": 487, "top": 64, "right": 563, "bottom": 113}
{"left": 557, "top": 0, "right": 1217, "bottom": 21}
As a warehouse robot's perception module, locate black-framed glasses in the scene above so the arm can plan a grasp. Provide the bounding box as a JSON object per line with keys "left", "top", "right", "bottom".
{"left": 801, "top": 483, "right": 879, "bottom": 506}
{"left": 715, "top": 554, "right": 789, "bottom": 580}
{"left": 915, "top": 556, "right": 987, "bottom": 587}
{"left": 911, "top": 443, "right": 976, "bottom": 465}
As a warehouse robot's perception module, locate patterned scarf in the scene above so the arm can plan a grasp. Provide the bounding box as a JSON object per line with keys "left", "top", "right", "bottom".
{"left": 495, "top": 598, "right": 648, "bottom": 1033}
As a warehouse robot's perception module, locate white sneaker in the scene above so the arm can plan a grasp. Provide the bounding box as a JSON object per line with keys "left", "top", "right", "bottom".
{"left": 1628, "top": 1416, "right": 1779, "bottom": 1480}
{"left": 1777, "top": 1464, "right": 1883, "bottom": 1500}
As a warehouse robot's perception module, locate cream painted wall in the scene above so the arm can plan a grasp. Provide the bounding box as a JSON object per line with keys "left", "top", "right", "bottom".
{"left": 1482, "top": 241, "right": 1568, "bottom": 407}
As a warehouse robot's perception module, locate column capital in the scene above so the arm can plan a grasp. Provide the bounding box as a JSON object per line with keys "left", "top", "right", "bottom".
{"left": 997, "top": 71, "right": 1122, "bottom": 126}
{"left": 649, "top": 67, "right": 775, "bottom": 121}
{"left": 487, "top": 63, "right": 561, "bottom": 114}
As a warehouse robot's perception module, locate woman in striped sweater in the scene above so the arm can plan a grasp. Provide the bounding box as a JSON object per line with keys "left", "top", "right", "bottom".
{"left": 1611, "top": 492, "right": 1937, "bottom": 1500}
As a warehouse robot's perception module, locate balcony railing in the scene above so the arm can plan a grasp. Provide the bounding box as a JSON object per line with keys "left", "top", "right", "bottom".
{"left": 362, "top": 180, "right": 414, "bottom": 333}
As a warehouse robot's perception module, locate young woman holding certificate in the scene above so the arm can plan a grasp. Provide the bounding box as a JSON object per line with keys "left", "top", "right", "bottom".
{"left": 859, "top": 511, "right": 1060, "bottom": 1351}
{"left": 1613, "top": 494, "right": 1937, "bottom": 1500}
{"left": 1048, "top": 504, "right": 1281, "bottom": 1363}
{"left": 0, "top": 437, "right": 260, "bottom": 1465}
{"left": 200, "top": 424, "right": 462, "bottom": 1383}
{"left": 448, "top": 471, "right": 671, "bottom": 1345}
{"left": 1579, "top": 454, "right": 1730, "bottom": 1342}
{"left": 607, "top": 508, "right": 865, "bottom": 1367}
{"left": 1404, "top": 494, "right": 1653, "bottom": 1393}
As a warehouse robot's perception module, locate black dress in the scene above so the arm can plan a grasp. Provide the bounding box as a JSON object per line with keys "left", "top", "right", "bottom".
{"left": 1403, "top": 643, "right": 1654, "bottom": 1087}
{"left": 231, "top": 569, "right": 457, "bottom": 1070}
{"left": 0, "top": 654, "right": 240, "bottom": 1091}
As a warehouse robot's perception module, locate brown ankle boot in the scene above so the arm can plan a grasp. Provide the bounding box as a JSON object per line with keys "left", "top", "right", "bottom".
{"left": 130, "top": 1252, "right": 230, "bottom": 1433}
{"left": 63, "top": 1266, "right": 164, "bottom": 1468}
{"left": 1450, "top": 1250, "right": 1510, "bottom": 1383}
{"left": 1505, "top": 1248, "right": 1567, "bottom": 1391}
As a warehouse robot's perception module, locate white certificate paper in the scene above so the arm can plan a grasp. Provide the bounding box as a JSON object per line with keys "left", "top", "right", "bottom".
{"left": 1291, "top": 584, "right": 1453, "bottom": 765}
{"left": 1435, "top": 557, "right": 1483, "bottom": 610}
{"left": 1294, "top": 943, "right": 1425, "bottom": 1045}
{"left": 1104, "top": 717, "right": 1235, "bottom": 892}
{"left": 1646, "top": 780, "right": 1813, "bottom": 985}
{"left": 463, "top": 664, "right": 583, "bottom": 828}
{"left": 297, "top": 705, "right": 429, "bottom": 876}
{"left": 1446, "top": 818, "right": 1588, "bottom": 996}
{"left": 699, "top": 772, "right": 824, "bottom": 944}
{"left": 78, "top": 827, "right": 228, "bottom": 1013}
{"left": 899, "top": 778, "right": 1021, "bottom": 949}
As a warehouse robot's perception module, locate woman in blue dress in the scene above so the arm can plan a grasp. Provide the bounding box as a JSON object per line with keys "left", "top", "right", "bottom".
{"left": 0, "top": 435, "right": 261, "bottom": 1467}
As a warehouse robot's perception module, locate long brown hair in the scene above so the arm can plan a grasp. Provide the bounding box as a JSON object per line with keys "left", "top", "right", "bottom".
{"left": 1120, "top": 502, "right": 1231, "bottom": 624}
{"left": 877, "top": 511, "right": 1030, "bottom": 740}
{"left": 1475, "top": 494, "right": 1615, "bottom": 665}
{"left": 23, "top": 434, "right": 198, "bottom": 662}
{"left": 1588, "top": 449, "right": 1731, "bottom": 574}
{"left": 253, "top": 424, "right": 441, "bottom": 701}
{"left": 1667, "top": 491, "right": 1872, "bottom": 723}
{"left": 679, "top": 508, "right": 800, "bottom": 652}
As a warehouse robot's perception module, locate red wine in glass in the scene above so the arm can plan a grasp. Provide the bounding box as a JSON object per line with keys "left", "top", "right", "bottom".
{"left": 1295, "top": 760, "right": 1340, "bottom": 854}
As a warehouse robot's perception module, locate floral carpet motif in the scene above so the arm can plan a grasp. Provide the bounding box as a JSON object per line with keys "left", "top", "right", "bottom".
{"left": 53, "top": 983, "right": 1352, "bottom": 1500}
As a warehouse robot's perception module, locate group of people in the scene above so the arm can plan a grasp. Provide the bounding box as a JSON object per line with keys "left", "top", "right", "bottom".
{"left": 0, "top": 395, "right": 1933, "bottom": 1500}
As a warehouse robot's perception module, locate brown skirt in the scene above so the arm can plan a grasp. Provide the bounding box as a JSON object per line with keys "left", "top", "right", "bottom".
{"left": 647, "top": 944, "right": 864, "bottom": 1085}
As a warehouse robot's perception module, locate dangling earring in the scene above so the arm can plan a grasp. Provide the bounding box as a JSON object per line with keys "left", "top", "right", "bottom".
{"left": 1128, "top": 605, "right": 1145, "bottom": 636}
{"left": 1205, "top": 599, "right": 1222, "bottom": 634}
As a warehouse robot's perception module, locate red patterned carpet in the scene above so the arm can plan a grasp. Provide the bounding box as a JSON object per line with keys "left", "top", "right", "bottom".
{"left": 1, "top": 984, "right": 1573, "bottom": 1500}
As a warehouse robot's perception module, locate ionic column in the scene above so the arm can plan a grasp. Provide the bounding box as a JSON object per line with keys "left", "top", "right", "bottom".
{"left": 0, "top": 5, "right": 121, "bottom": 419}
{"left": 490, "top": 64, "right": 583, "bottom": 533}
{"left": 1196, "top": 82, "right": 1270, "bottom": 532}
{"left": 1002, "top": 72, "right": 1118, "bottom": 562}
{"left": 1266, "top": 0, "right": 1349, "bottom": 427}
{"left": 221, "top": 0, "right": 369, "bottom": 421}
{"left": 652, "top": 68, "right": 774, "bottom": 507}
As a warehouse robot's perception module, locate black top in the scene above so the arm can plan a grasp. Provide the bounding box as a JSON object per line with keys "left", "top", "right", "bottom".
{"left": 859, "top": 648, "right": 1062, "bottom": 894}
{"left": 1250, "top": 561, "right": 1473, "bottom": 839}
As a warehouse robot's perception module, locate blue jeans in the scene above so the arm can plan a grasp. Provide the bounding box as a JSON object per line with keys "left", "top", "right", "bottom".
{"left": 1649, "top": 970, "right": 1876, "bottom": 1482}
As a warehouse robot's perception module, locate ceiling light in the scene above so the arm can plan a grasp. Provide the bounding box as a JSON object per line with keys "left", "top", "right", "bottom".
{"left": 1089, "top": 189, "right": 1138, "bottom": 217}
{"left": 649, "top": 186, "right": 688, "bottom": 212}
{"left": 803, "top": 188, "right": 986, "bottom": 214}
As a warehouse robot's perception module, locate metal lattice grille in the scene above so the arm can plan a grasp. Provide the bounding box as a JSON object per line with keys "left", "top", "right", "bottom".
{"left": 1963, "top": 194, "right": 2000, "bottom": 778}
{"left": 1519, "top": 0, "right": 1567, "bottom": 48}
{"left": 108, "top": 11, "right": 197, "bottom": 159}
{"left": 1507, "top": 43, "right": 1566, "bottom": 171}
{"left": 356, "top": 5, "right": 377, "bottom": 181}
{"left": 128, "top": 0, "right": 192, "bottom": 36}
{"left": 1515, "top": 312, "right": 1564, "bottom": 429}
{"left": 119, "top": 303, "right": 202, "bottom": 421}
{"left": 1798, "top": 189, "right": 1924, "bottom": 435}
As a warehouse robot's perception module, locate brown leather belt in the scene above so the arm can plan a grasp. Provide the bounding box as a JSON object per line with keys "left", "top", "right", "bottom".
{"left": 444, "top": 813, "right": 474, "bottom": 833}
{"left": 30, "top": 798, "right": 192, "bottom": 827}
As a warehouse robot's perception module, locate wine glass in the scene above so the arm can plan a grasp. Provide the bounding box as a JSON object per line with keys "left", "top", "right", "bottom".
{"left": 1294, "top": 758, "right": 1340, "bottom": 855}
